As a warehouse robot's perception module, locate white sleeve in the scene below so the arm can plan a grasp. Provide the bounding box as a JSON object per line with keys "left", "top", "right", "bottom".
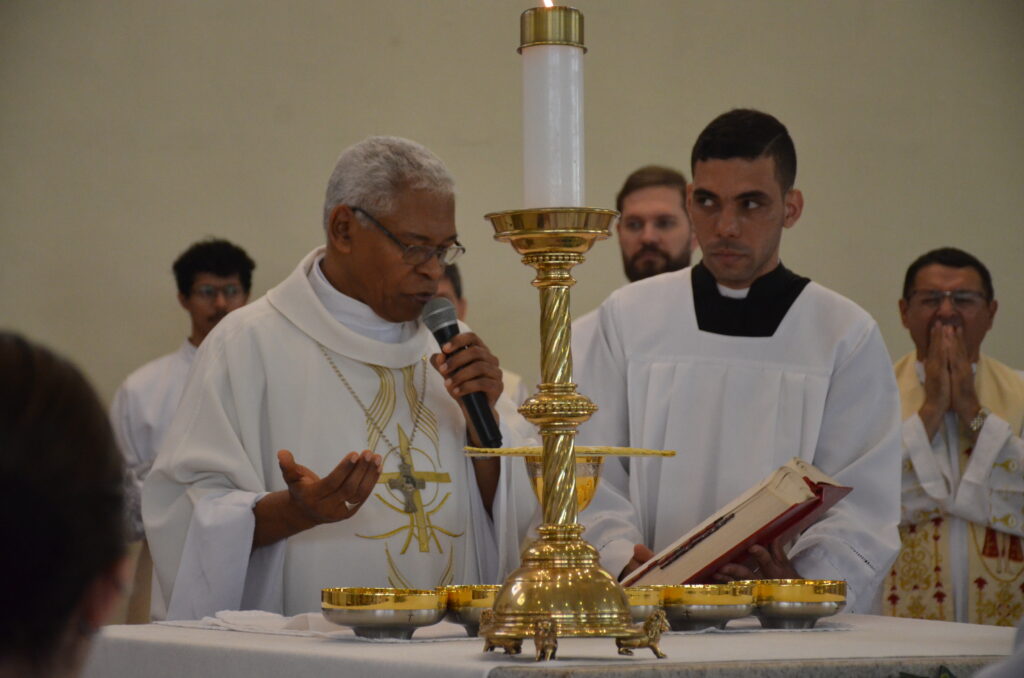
{"left": 897, "top": 414, "right": 954, "bottom": 529}
{"left": 142, "top": 336, "right": 284, "bottom": 619}
{"left": 953, "top": 413, "right": 1024, "bottom": 535}
{"left": 491, "top": 396, "right": 541, "bottom": 580}
{"left": 110, "top": 384, "right": 147, "bottom": 541}
{"left": 787, "top": 323, "right": 903, "bottom": 614}
{"left": 573, "top": 298, "right": 644, "bottom": 578}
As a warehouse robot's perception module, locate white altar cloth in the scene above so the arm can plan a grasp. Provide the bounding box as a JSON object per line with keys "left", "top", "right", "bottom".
{"left": 82, "top": 614, "right": 1013, "bottom": 678}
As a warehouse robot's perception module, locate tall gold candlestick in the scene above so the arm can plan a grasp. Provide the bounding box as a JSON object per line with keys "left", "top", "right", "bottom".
{"left": 467, "top": 6, "right": 674, "bottom": 660}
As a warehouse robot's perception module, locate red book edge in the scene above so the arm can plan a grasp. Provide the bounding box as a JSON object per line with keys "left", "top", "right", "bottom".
{"left": 626, "top": 477, "right": 851, "bottom": 585}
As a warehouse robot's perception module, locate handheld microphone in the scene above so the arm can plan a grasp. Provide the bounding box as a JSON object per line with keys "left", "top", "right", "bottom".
{"left": 422, "top": 297, "right": 502, "bottom": 448}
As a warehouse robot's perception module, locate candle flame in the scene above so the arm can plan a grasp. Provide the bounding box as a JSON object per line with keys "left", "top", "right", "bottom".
{"left": 542, "top": 0, "right": 555, "bottom": 7}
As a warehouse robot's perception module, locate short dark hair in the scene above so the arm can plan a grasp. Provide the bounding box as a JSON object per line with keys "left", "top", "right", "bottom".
{"left": 442, "top": 264, "right": 463, "bottom": 300}
{"left": 691, "top": 109, "right": 797, "bottom": 193}
{"left": 902, "top": 247, "right": 994, "bottom": 301}
{"left": 0, "top": 332, "right": 125, "bottom": 671}
{"left": 172, "top": 238, "right": 256, "bottom": 297}
{"left": 615, "top": 165, "right": 688, "bottom": 213}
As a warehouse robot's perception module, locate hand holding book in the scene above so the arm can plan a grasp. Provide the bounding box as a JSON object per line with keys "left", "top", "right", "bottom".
{"left": 621, "top": 458, "right": 850, "bottom": 587}
{"left": 713, "top": 540, "right": 800, "bottom": 582}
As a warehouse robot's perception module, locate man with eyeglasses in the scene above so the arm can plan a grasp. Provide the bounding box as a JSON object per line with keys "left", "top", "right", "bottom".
{"left": 884, "top": 247, "right": 1024, "bottom": 625}
{"left": 144, "top": 137, "right": 511, "bottom": 619}
{"left": 110, "top": 237, "right": 255, "bottom": 621}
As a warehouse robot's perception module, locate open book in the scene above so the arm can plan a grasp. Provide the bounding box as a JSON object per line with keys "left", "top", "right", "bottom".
{"left": 622, "top": 458, "right": 851, "bottom": 586}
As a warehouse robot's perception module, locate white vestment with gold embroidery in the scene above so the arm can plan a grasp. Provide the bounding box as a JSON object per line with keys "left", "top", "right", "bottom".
{"left": 885, "top": 354, "right": 1024, "bottom": 625}
{"left": 143, "top": 248, "right": 511, "bottom": 619}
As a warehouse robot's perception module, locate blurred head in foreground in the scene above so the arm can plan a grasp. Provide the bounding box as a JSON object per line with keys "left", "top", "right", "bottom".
{"left": 0, "top": 332, "right": 127, "bottom": 678}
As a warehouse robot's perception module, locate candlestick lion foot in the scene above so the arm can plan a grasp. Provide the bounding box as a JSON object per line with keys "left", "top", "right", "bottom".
{"left": 615, "top": 610, "right": 669, "bottom": 659}
{"left": 533, "top": 620, "right": 558, "bottom": 661}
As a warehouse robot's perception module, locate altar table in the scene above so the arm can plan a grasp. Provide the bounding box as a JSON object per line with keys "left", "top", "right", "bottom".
{"left": 82, "top": 613, "right": 1014, "bottom": 678}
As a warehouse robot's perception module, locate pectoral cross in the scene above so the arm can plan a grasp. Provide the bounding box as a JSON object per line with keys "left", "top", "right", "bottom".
{"left": 372, "top": 425, "right": 453, "bottom": 552}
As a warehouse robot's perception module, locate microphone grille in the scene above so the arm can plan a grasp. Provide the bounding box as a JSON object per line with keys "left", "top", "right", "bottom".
{"left": 421, "top": 297, "right": 458, "bottom": 332}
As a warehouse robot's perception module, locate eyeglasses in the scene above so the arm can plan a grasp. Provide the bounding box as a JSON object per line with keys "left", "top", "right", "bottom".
{"left": 192, "top": 284, "right": 244, "bottom": 301}
{"left": 908, "top": 289, "right": 988, "bottom": 311}
{"left": 351, "top": 206, "right": 465, "bottom": 266}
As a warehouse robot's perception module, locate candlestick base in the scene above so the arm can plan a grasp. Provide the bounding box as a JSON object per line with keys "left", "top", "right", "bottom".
{"left": 480, "top": 524, "right": 640, "bottom": 643}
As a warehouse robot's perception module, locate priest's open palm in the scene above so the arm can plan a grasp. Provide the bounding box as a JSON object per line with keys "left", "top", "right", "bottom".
{"left": 277, "top": 448, "right": 382, "bottom": 524}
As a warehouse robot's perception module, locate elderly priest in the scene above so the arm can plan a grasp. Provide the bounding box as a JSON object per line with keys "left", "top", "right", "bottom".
{"left": 575, "top": 109, "right": 902, "bottom": 613}
{"left": 143, "top": 137, "right": 507, "bottom": 619}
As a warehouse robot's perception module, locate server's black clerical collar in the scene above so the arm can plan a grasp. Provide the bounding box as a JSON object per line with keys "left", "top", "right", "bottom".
{"left": 691, "top": 261, "right": 810, "bottom": 337}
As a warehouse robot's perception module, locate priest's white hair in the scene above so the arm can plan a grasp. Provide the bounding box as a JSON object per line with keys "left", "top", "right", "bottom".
{"left": 322, "top": 136, "right": 455, "bottom": 232}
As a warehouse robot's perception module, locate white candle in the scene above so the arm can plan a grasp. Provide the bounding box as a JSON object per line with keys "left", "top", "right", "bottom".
{"left": 520, "top": 4, "right": 584, "bottom": 208}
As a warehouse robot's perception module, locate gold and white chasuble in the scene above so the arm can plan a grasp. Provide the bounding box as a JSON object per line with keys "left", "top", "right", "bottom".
{"left": 144, "top": 249, "right": 498, "bottom": 619}
{"left": 885, "top": 353, "right": 1024, "bottom": 625}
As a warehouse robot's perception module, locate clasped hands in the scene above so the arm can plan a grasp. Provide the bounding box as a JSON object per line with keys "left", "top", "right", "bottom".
{"left": 621, "top": 540, "right": 800, "bottom": 583}
{"left": 919, "top": 322, "right": 980, "bottom": 440}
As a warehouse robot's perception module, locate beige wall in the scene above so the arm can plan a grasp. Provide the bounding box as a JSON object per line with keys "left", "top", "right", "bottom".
{"left": 2, "top": 0, "right": 1021, "bottom": 403}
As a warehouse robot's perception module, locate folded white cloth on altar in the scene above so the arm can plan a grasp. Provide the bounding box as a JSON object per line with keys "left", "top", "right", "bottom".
{"left": 156, "top": 610, "right": 850, "bottom": 643}
{"left": 157, "top": 610, "right": 474, "bottom": 643}
{"left": 672, "top": 618, "right": 852, "bottom": 635}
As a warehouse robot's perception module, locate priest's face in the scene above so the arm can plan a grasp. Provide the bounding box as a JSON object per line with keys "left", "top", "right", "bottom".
{"left": 341, "top": 189, "right": 457, "bottom": 322}
{"left": 687, "top": 156, "right": 802, "bottom": 289}
{"left": 617, "top": 185, "right": 695, "bottom": 282}
{"left": 899, "top": 264, "right": 997, "bottom": 362}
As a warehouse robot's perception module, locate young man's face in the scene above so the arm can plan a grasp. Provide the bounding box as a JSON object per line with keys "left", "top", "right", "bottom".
{"left": 616, "top": 185, "right": 695, "bottom": 282}
{"left": 687, "top": 155, "right": 802, "bottom": 289}
{"left": 178, "top": 272, "right": 249, "bottom": 344}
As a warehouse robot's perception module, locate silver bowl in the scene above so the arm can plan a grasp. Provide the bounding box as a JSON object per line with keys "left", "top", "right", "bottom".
{"left": 442, "top": 585, "right": 500, "bottom": 637}
{"left": 322, "top": 587, "right": 447, "bottom": 639}
{"left": 660, "top": 582, "right": 755, "bottom": 631}
{"left": 753, "top": 579, "right": 846, "bottom": 629}
{"left": 625, "top": 586, "right": 663, "bottom": 623}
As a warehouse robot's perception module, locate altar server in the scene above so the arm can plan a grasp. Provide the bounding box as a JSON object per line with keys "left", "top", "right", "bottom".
{"left": 143, "top": 137, "right": 506, "bottom": 618}
{"left": 885, "top": 247, "right": 1024, "bottom": 625}
{"left": 576, "top": 109, "right": 902, "bottom": 613}
{"left": 111, "top": 238, "right": 254, "bottom": 620}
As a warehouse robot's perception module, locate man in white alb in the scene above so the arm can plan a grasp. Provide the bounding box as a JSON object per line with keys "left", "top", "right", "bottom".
{"left": 575, "top": 109, "right": 902, "bottom": 612}
{"left": 573, "top": 165, "right": 696, "bottom": 348}
{"left": 111, "top": 238, "right": 254, "bottom": 620}
{"left": 884, "top": 247, "right": 1024, "bottom": 625}
{"left": 143, "top": 137, "right": 508, "bottom": 619}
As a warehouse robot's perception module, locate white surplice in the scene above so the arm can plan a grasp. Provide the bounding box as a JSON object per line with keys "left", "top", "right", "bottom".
{"left": 111, "top": 340, "right": 197, "bottom": 541}
{"left": 112, "top": 339, "right": 198, "bottom": 621}
{"left": 574, "top": 267, "right": 903, "bottom": 612}
{"left": 143, "top": 248, "right": 504, "bottom": 619}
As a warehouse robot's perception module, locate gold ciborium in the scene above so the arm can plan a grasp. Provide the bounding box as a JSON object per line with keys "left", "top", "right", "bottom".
{"left": 468, "top": 207, "right": 673, "bottom": 657}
